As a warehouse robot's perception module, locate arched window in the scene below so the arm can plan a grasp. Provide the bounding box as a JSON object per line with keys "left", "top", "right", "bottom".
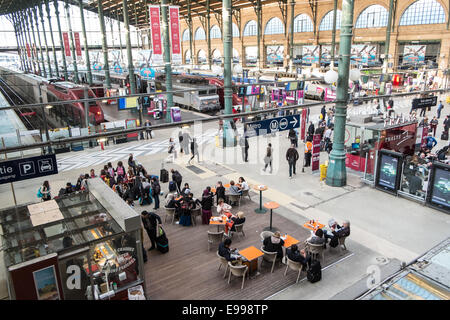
{"left": 355, "top": 5, "right": 388, "bottom": 28}
{"left": 185, "top": 50, "right": 191, "bottom": 63}
{"left": 319, "top": 10, "right": 342, "bottom": 31}
{"left": 265, "top": 17, "right": 284, "bottom": 35}
{"left": 182, "top": 29, "right": 190, "bottom": 41}
{"left": 194, "top": 27, "right": 206, "bottom": 40}
{"left": 210, "top": 25, "right": 221, "bottom": 39}
{"left": 232, "top": 23, "right": 240, "bottom": 38}
{"left": 198, "top": 49, "right": 207, "bottom": 63}
{"left": 399, "top": 0, "right": 446, "bottom": 26}
{"left": 293, "top": 14, "right": 314, "bottom": 32}
{"left": 243, "top": 20, "right": 257, "bottom": 36}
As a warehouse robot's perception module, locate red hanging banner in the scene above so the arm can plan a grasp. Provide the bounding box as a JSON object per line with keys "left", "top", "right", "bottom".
{"left": 149, "top": 5, "right": 163, "bottom": 64}
{"left": 169, "top": 6, "right": 181, "bottom": 63}
{"left": 26, "top": 44, "right": 31, "bottom": 58}
{"left": 74, "top": 32, "right": 82, "bottom": 57}
{"left": 312, "top": 134, "right": 321, "bottom": 172}
{"left": 62, "top": 32, "right": 71, "bottom": 57}
{"left": 300, "top": 108, "right": 308, "bottom": 141}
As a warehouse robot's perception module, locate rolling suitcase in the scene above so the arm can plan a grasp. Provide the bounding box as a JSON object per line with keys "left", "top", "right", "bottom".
{"left": 441, "top": 131, "right": 448, "bottom": 141}
{"left": 160, "top": 162, "right": 169, "bottom": 183}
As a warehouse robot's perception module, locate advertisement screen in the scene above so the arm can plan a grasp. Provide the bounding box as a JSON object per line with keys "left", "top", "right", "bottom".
{"left": 430, "top": 167, "right": 450, "bottom": 209}
{"left": 378, "top": 154, "right": 398, "bottom": 190}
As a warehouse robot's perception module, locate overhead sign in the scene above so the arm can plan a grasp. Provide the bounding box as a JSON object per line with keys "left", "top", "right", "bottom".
{"left": 0, "top": 154, "right": 58, "bottom": 185}
{"left": 62, "top": 32, "right": 71, "bottom": 57}
{"left": 412, "top": 96, "right": 438, "bottom": 109}
{"left": 169, "top": 6, "right": 182, "bottom": 64}
{"left": 244, "top": 114, "right": 300, "bottom": 137}
{"left": 149, "top": 5, "right": 163, "bottom": 64}
{"left": 74, "top": 32, "right": 82, "bottom": 57}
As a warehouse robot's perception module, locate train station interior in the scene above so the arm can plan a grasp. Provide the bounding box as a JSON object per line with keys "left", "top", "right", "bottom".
{"left": 0, "top": 0, "right": 449, "bottom": 305}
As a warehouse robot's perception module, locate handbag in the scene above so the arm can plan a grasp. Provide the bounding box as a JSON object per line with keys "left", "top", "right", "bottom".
{"left": 37, "top": 188, "right": 43, "bottom": 198}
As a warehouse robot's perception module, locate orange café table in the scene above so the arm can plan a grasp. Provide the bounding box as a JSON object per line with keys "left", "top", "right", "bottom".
{"left": 303, "top": 221, "right": 325, "bottom": 231}
{"left": 239, "top": 246, "right": 264, "bottom": 276}
{"left": 210, "top": 216, "right": 227, "bottom": 231}
{"left": 282, "top": 235, "right": 299, "bottom": 248}
{"left": 253, "top": 185, "right": 268, "bottom": 214}
{"left": 263, "top": 201, "right": 279, "bottom": 231}
{"left": 224, "top": 184, "right": 231, "bottom": 188}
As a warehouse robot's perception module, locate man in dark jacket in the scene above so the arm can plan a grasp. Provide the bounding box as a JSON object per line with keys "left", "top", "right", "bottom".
{"left": 263, "top": 231, "right": 285, "bottom": 260}
{"left": 286, "top": 244, "right": 311, "bottom": 269}
{"left": 321, "top": 105, "right": 326, "bottom": 120}
{"left": 218, "top": 238, "right": 237, "bottom": 262}
{"left": 151, "top": 177, "right": 161, "bottom": 210}
{"left": 307, "top": 121, "right": 315, "bottom": 141}
{"left": 288, "top": 129, "right": 298, "bottom": 148}
{"left": 286, "top": 144, "right": 299, "bottom": 178}
{"left": 141, "top": 211, "right": 162, "bottom": 251}
{"left": 170, "top": 169, "right": 183, "bottom": 193}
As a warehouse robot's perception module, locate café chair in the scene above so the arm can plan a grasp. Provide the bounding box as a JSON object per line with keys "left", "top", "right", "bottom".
{"left": 191, "top": 206, "right": 202, "bottom": 226}
{"left": 216, "top": 252, "right": 229, "bottom": 278}
{"left": 260, "top": 231, "right": 274, "bottom": 242}
{"left": 230, "top": 223, "right": 245, "bottom": 239}
{"left": 164, "top": 207, "right": 176, "bottom": 224}
{"left": 207, "top": 230, "right": 224, "bottom": 251}
{"left": 284, "top": 257, "right": 303, "bottom": 284}
{"left": 339, "top": 237, "right": 348, "bottom": 251}
{"left": 241, "top": 189, "right": 251, "bottom": 201}
{"left": 260, "top": 246, "right": 277, "bottom": 273}
{"left": 227, "top": 262, "right": 248, "bottom": 290}
{"left": 306, "top": 242, "right": 325, "bottom": 262}
{"left": 227, "top": 194, "right": 241, "bottom": 207}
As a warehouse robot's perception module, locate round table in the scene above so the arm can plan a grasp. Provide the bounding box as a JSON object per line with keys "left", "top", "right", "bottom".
{"left": 253, "top": 185, "right": 268, "bottom": 214}
{"left": 263, "top": 201, "right": 279, "bottom": 231}
{"left": 224, "top": 183, "right": 231, "bottom": 188}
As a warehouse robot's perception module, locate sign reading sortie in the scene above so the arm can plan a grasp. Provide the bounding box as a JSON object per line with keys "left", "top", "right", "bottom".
{"left": 62, "top": 32, "right": 71, "bottom": 57}
{"left": 149, "top": 5, "right": 163, "bottom": 64}
{"left": 169, "top": 6, "right": 181, "bottom": 64}
{"left": 74, "top": 32, "right": 82, "bottom": 57}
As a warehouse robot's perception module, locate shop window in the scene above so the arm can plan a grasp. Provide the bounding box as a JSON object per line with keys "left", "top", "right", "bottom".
{"left": 355, "top": 5, "right": 389, "bottom": 28}
{"left": 319, "top": 10, "right": 342, "bottom": 31}
{"left": 399, "top": 0, "right": 446, "bottom": 26}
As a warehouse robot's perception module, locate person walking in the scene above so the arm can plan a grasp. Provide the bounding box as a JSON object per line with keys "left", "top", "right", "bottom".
{"left": 239, "top": 134, "right": 249, "bottom": 162}
{"left": 141, "top": 210, "right": 162, "bottom": 251}
{"left": 288, "top": 128, "right": 298, "bottom": 148}
{"left": 263, "top": 143, "right": 273, "bottom": 173}
{"left": 151, "top": 177, "right": 161, "bottom": 210}
{"left": 307, "top": 121, "right": 315, "bottom": 141}
{"left": 188, "top": 138, "right": 200, "bottom": 165}
{"left": 286, "top": 144, "right": 299, "bottom": 178}
{"left": 144, "top": 120, "right": 152, "bottom": 139}
{"left": 304, "top": 138, "right": 313, "bottom": 167}
{"left": 430, "top": 117, "right": 439, "bottom": 137}
{"left": 321, "top": 105, "right": 326, "bottom": 121}
{"left": 178, "top": 130, "right": 184, "bottom": 153}
{"left": 437, "top": 100, "right": 443, "bottom": 119}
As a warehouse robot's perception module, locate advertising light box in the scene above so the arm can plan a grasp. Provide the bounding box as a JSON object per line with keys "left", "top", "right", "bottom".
{"left": 426, "top": 162, "right": 450, "bottom": 213}
{"left": 375, "top": 150, "right": 404, "bottom": 195}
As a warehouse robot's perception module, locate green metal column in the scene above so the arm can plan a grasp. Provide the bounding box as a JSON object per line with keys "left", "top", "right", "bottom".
{"left": 133, "top": 2, "right": 140, "bottom": 49}
{"left": 11, "top": 16, "right": 26, "bottom": 72}
{"left": 39, "top": 4, "right": 53, "bottom": 77}
{"left": 116, "top": 8, "right": 124, "bottom": 62}
{"left": 32, "top": 8, "right": 46, "bottom": 77}
{"left": 206, "top": 0, "right": 212, "bottom": 69}
{"left": 330, "top": 0, "right": 338, "bottom": 68}
{"left": 123, "top": 0, "right": 136, "bottom": 94}
{"left": 64, "top": 1, "right": 79, "bottom": 83}
{"left": 79, "top": 0, "right": 92, "bottom": 85}
{"left": 54, "top": 0, "right": 68, "bottom": 80}
{"left": 23, "top": 10, "right": 37, "bottom": 74}
{"left": 256, "top": 0, "right": 262, "bottom": 69}
{"left": 223, "top": 0, "right": 233, "bottom": 146}
{"left": 289, "top": 0, "right": 295, "bottom": 72}
{"left": 97, "top": 0, "right": 111, "bottom": 88}
{"left": 325, "top": 0, "right": 354, "bottom": 187}
{"left": 28, "top": 8, "right": 42, "bottom": 76}
{"left": 161, "top": 0, "right": 173, "bottom": 123}
{"left": 46, "top": 0, "right": 59, "bottom": 78}
{"left": 187, "top": 0, "right": 193, "bottom": 67}
{"left": 379, "top": 0, "right": 394, "bottom": 95}
{"left": 18, "top": 13, "right": 31, "bottom": 72}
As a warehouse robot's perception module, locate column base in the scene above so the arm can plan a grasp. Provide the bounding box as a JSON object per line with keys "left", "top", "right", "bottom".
{"left": 325, "top": 154, "right": 347, "bottom": 187}
{"left": 255, "top": 208, "right": 267, "bottom": 214}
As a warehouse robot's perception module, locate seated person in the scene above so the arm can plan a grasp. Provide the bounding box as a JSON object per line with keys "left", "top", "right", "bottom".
{"left": 188, "top": 192, "right": 201, "bottom": 209}
{"left": 165, "top": 193, "right": 177, "bottom": 208}
{"left": 228, "top": 180, "right": 242, "bottom": 196}
{"left": 286, "top": 244, "right": 311, "bottom": 269}
{"left": 238, "top": 177, "right": 250, "bottom": 192}
{"left": 64, "top": 182, "right": 74, "bottom": 195}
{"left": 308, "top": 228, "right": 326, "bottom": 246}
{"left": 263, "top": 231, "right": 285, "bottom": 260}
{"left": 329, "top": 220, "right": 351, "bottom": 248}
{"left": 181, "top": 183, "right": 190, "bottom": 196}
{"left": 217, "top": 198, "right": 232, "bottom": 216}
{"left": 224, "top": 211, "right": 246, "bottom": 235}
{"left": 218, "top": 238, "right": 238, "bottom": 262}
{"left": 215, "top": 181, "right": 226, "bottom": 205}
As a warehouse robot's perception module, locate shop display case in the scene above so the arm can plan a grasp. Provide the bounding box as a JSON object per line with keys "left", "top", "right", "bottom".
{"left": 0, "top": 178, "right": 144, "bottom": 300}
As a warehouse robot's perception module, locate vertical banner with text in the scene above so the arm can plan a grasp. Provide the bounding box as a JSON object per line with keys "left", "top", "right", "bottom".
{"left": 26, "top": 44, "right": 31, "bottom": 57}
{"left": 312, "top": 134, "right": 321, "bottom": 172}
{"left": 62, "top": 32, "right": 71, "bottom": 57}
{"left": 300, "top": 108, "right": 308, "bottom": 141}
{"left": 169, "top": 6, "right": 181, "bottom": 64}
{"left": 149, "top": 5, "right": 163, "bottom": 64}
{"left": 74, "top": 32, "right": 82, "bottom": 57}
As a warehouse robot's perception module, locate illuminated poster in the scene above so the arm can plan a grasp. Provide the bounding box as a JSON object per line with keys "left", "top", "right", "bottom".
{"left": 149, "top": 6, "right": 163, "bottom": 64}
{"left": 378, "top": 154, "right": 398, "bottom": 190}
{"left": 302, "top": 45, "right": 319, "bottom": 64}
{"left": 74, "top": 32, "right": 82, "bottom": 57}
{"left": 33, "top": 266, "right": 61, "bottom": 300}
{"left": 62, "top": 32, "right": 71, "bottom": 57}
{"left": 430, "top": 167, "right": 450, "bottom": 209}
{"left": 169, "top": 6, "right": 182, "bottom": 64}
{"left": 266, "top": 45, "right": 284, "bottom": 64}
{"left": 350, "top": 45, "right": 377, "bottom": 65}
{"left": 403, "top": 45, "right": 426, "bottom": 64}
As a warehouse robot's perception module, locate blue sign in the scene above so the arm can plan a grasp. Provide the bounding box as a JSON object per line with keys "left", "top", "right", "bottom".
{"left": 0, "top": 154, "right": 58, "bottom": 185}
{"left": 244, "top": 114, "right": 300, "bottom": 137}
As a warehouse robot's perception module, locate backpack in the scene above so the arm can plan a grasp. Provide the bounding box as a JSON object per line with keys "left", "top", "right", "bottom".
{"left": 307, "top": 259, "right": 322, "bottom": 283}
{"left": 116, "top": 166, "right": 124, "bottom": 176}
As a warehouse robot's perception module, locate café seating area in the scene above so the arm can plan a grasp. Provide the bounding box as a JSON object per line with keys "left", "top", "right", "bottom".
{"left": 143, "top": 195, "right": 351, "bottom": 299}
